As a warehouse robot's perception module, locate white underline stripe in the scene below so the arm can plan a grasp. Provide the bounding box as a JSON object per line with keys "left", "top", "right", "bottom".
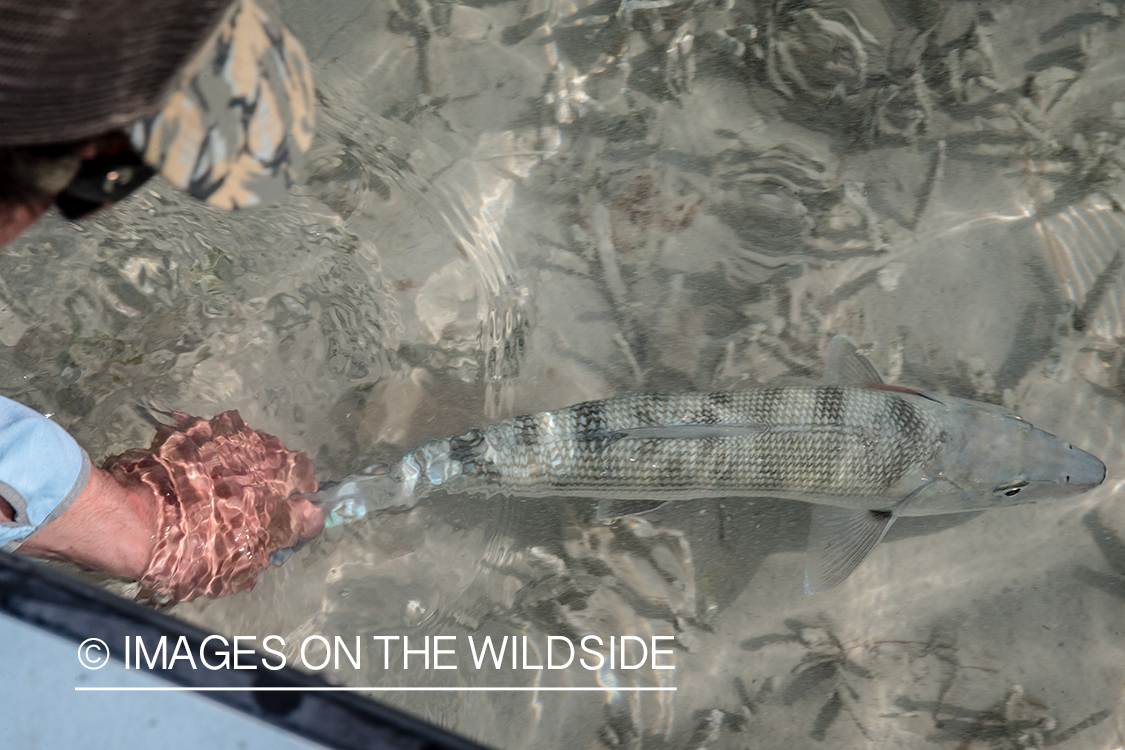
{"left": 75, "top": 686, "right": 676, "bottom": 692}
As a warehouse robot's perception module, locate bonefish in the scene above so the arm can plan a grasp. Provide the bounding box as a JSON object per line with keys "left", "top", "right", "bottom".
{"left": 317, "top": 337, "right": 1105, "bottom": 592}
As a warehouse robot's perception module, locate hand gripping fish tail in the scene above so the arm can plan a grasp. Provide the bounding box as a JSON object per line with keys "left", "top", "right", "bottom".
{"left": 314, "top": 336, "right": 1106, "bottom": 594}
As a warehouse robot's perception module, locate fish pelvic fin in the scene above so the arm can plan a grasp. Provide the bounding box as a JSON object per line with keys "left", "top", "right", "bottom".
{"left": 824, "top": 335, "right": 885, "bottom": 386}
{"left": 804, "top": 506, "right": 896, "bottom": 594}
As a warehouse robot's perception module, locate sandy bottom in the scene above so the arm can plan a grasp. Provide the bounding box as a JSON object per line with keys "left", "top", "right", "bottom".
{"left": 7, "top": 0, "right": 1125, "bottom": 747}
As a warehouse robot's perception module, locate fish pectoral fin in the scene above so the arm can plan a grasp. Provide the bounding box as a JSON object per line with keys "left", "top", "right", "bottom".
{"left": 824, "top": 335, "right": 885, "bottom": 386}
{"left": 596, "top": 498, "right": 669, "bottom": 521}
{"left": 804, "top": 506, "right": 896, "bottom": 594}
{"left": 616, "top": 423, "right": 766, "bottom": 440}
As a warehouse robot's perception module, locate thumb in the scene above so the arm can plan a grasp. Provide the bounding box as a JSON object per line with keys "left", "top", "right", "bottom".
{"left": 264, "top": 494, "right": 325, "bottom": 554}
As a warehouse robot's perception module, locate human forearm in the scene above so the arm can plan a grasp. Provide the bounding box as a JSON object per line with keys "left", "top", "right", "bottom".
{"left": 8, "top": 408, "right": 323, "bottom": 601}
{"left": 18, "top": 466, "right": 157, "bottom": 579}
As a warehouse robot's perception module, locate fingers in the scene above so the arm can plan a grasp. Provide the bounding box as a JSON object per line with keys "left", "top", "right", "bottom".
{"left": 105, "top": 409, "right": 324, "bottom": 602}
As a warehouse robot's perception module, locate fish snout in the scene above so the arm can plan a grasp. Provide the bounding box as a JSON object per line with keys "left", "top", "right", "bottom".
{"left": 1059, "top": 442, "right": 1106, "bottom": 491}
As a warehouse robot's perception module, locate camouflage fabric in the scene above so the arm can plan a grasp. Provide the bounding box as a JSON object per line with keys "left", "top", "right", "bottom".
{"left": 129, "top": 0, "right": 316, "bottom": 210}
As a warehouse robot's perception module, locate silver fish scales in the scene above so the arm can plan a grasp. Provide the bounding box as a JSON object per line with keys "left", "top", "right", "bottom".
{"left": 400, "top": 387, "right": 943, "bottom": 503}
{"left": 318, "top": 337, "right": 1105, "bottom": 593}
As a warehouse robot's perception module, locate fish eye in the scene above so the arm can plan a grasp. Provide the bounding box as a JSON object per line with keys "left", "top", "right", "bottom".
{"left": 993, "top": 480, "right": 1029, "bottom": 498}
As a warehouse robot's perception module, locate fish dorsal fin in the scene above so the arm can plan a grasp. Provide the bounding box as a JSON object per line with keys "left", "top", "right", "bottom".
{"left": 824, "top": 335, "right": 884, "bottom": 386}
{"left": 617, "top": 423, "right": 766, "bottom": 441}
{"left": 804, "top": 506, "right": 896, "bottom": 594}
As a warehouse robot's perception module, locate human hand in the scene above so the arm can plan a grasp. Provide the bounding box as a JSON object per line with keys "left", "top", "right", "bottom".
{"left": 22, "top": 411, "right": 323, "bottom": 602}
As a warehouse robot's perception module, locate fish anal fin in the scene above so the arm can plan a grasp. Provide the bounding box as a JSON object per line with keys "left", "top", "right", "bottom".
{"left": 824, "top": 335, "right": 885, "bottom": 386}
{"left": 804, "top": 505, "right": 896, "bottom": 594}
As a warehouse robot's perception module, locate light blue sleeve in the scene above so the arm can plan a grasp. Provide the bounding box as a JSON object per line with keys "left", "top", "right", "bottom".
{"left": 0, "top": 396, "right": 91, "bottom": 551}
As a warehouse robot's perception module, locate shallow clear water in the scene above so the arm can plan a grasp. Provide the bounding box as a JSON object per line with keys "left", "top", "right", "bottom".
{"left": 7, "top": 0, "right": 1125, "bottom": 747}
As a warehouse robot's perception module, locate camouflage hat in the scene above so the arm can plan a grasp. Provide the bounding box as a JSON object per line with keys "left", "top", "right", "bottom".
{"left": 130, "top": 0, "right": 316, "bottom": 209}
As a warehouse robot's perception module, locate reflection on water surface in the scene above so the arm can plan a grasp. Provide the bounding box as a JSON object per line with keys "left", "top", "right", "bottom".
{"left": 6, "top": 0, "right": 1125, "bottom": 747}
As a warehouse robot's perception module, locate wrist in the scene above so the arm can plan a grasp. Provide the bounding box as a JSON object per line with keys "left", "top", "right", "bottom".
{"left": 19, "top": 466, "right": 158, "bottom": 580}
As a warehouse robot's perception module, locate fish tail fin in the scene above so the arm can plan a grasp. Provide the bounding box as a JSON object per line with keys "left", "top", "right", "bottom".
{"left": 315, "top": 462, "right": 417, "bottom": 531}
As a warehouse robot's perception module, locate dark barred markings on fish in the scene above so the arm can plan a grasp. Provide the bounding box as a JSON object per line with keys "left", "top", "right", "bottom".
{"left": 318, "top": 336, "right": 1105, "bottom": 593}
{"left": 401, "top": 387, "right": 944, "bottom": 501}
